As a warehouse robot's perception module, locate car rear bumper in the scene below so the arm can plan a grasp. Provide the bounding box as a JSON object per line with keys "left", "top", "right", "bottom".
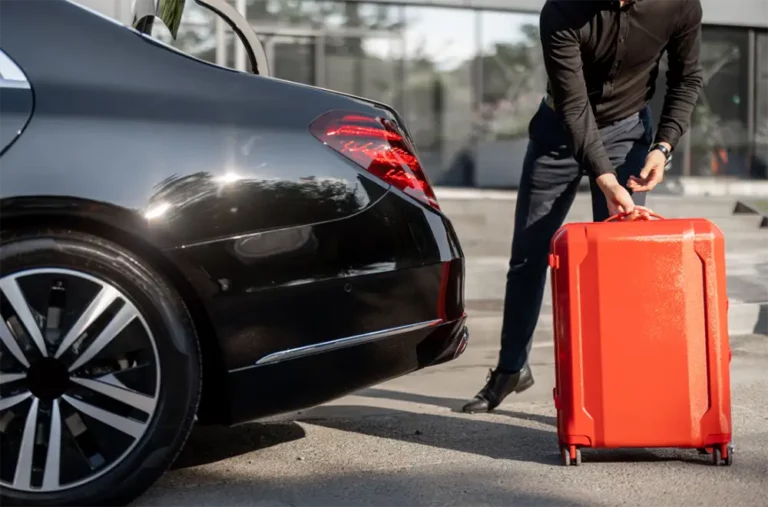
{"left": 224, "top": 313, "right": 468, "bottom": 425}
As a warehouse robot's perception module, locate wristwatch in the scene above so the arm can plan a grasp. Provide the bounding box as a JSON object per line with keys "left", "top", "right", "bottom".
{"left": 650, "top": 143, "right": 673, "bottom": 164}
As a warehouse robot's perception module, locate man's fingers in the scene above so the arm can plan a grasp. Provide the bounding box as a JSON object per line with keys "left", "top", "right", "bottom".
{"left": 639, "top": 162, "right": 653, "bottom": 179}
{"left": 644, "top": 170, "right": 663, "bottom": 191}
{"left": 627, "top": 177, "right": 643, "bottom": 191}
{"left": 629, "top": 164, "right": 665, "bottom": 192}
{"left": 628, "top": 180, "right": 651, "bottom": 192}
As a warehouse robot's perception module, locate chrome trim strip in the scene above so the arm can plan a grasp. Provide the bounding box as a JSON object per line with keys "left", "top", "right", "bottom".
{"left": 0, "top": 49, "right": 29, "bottom": 87}
{"left": 243, "top": 319, "right": 442, "bottom": 369}
{"left": 453, "top": 327, "right": 469, "bottom": 359}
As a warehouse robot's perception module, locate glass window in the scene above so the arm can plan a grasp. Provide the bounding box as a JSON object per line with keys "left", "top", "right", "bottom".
{"left": 243, "top": 0, "right": 328, "bottom": 83}
{"left": 473, "top": 10, "right": 545, "bottom": 188}
{"left": 323, "top": 2, "right": 403, "bottom": 31}
{"left": 242, "top": 1, "right": 405, "bottom": 99}
{"left": 245, "top": 0, "right": 331, "bottom": 30}
{"left": 689, "top": 27, "right": 751, "bottom": 177}
{"left": 401, "top": 6, "right": 477, "bottom": 185}
{"left": 322, "top": 3, "right": 405, "bottom": 107}
{"left": 754, "top": 31, "right": 768, "bottom": 180}
{"left": 324, "top": 34, "right": 404, "bottom": 104}
{"left": 258, "top": 34, "right": 315, "bottom": 85}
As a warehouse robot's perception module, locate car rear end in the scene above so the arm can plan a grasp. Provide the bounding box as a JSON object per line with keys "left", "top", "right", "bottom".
{"left": 222, "top": 98, "right": 469, "bottom": 423}
{"left": 309, "top": 102, "right": 468, "bottom": 362}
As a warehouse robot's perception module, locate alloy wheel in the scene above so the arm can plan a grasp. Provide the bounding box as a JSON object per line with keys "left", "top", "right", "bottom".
{"left": 0, "top": 268, "right": 160, "bottom": 493}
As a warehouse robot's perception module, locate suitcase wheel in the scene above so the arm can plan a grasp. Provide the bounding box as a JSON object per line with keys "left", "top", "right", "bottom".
{"left": 560, "top": 445, "right": 581, "bottom": 466}
{"left": 712, "top": 443, "right": 734, "bottom": 466}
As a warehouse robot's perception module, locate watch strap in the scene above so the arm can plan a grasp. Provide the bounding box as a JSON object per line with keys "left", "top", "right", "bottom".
{"left": 650, "top": 143, "right": 672, "bottom": 161}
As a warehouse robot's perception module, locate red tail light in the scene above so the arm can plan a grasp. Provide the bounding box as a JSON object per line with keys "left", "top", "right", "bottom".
{"left": 310, "top": 111, "right": 439, "bottom": 209}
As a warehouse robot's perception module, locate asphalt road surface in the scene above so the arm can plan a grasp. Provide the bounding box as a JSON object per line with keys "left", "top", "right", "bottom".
{"left": 141, "top": 325, "right": 768, "bottom": 506}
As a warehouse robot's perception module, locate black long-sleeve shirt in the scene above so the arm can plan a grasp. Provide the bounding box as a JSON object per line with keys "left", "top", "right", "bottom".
{"left": 540, "top": 0, "right": 704, "bottom": 178}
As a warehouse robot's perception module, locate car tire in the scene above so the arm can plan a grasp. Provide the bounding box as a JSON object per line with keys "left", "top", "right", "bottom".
{"left": 0, "top": 228, "right": 201, "bottom": 506}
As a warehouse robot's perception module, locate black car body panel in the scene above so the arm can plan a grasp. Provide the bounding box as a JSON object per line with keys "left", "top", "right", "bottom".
{"left": 173, "top": 191, "right": 446, "bottom": 371}
{"left": 0, "top": 0, "right": 466, "bottom": 426}
{"left": 162, "top": 182, "right": 465, "bottom": 423}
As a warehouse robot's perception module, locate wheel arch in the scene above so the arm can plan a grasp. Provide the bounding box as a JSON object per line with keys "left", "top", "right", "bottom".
{"left": 0, "top": 195, "right": 232, "bottom": 425}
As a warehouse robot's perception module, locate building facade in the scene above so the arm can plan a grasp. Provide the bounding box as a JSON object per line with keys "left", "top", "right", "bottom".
{"left": 77, "top": 0, "right": 768, "bottom": 187}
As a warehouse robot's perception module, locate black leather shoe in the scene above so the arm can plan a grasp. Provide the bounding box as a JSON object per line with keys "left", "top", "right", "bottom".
{"left": 461, "top": 364, "right": 535, "bottom": 413}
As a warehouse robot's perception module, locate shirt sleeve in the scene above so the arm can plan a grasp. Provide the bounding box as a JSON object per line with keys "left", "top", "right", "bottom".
{"left": 654, "top": 0, "right": 704, "bottom": 149}
{"left": 539, "top": 2, "right": 614, "bottom": 178}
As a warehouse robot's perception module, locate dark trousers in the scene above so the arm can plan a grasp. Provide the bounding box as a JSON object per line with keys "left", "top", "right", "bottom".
{"left": 498, "top": 100, "right": 653, "bottom": 372}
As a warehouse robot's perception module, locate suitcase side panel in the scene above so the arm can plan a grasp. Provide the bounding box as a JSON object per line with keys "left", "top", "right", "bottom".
{"left": 693, "top": 222, "right": 732, "bottom": 446}
{"left": 552, "top": 226, "right": 594, "bottom": 448}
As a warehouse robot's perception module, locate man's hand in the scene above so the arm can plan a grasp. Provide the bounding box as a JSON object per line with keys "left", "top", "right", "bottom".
{"left": 628, "top": 143, "right": 670, "bottom": 192}
{"left": 596, "top": 173, "right": 635, "bottom": 217}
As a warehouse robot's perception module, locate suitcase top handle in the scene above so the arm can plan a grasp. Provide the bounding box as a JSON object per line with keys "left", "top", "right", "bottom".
{"left": 605, "top": 206, "right": 665, "bottom": 222}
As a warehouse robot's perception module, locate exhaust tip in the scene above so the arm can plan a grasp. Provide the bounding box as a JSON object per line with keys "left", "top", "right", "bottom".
{"left": 453, "top": 327, "right": 469, "bottom": 358}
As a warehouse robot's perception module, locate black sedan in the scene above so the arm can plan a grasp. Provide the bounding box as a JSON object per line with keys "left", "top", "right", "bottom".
{"left": 0, "top": 0, "right": 467, "bottom": 505}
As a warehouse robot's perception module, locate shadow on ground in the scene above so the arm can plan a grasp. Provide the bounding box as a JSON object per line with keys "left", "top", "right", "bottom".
{"left": 146, "top": 465, "right": 589, "bottom": 507}
{"left": 172, "top": 386, "right": 720, "bottom": 472}
{"left": 358, "top": 387, "right": 558, "bottom": 427}
{"left": 171, "top": 422, "right": 306, "bottom": 469}
{"left": 301, "top": 404, "right": 713, "bottom": 468}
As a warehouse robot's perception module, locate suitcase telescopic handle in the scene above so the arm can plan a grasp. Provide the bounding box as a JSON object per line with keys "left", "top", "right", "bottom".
{"left": 605, "top": 206, "right": 665, "bottom": 222}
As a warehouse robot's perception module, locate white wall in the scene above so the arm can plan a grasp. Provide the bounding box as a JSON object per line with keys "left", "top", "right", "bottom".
{"left": 698, "top": 0, "right": 768, "bottom": 28}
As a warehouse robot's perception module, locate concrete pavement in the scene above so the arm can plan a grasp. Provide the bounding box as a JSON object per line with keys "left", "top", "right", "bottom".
{"left": 141, "top": 191, "right": 768, "bottom": 507}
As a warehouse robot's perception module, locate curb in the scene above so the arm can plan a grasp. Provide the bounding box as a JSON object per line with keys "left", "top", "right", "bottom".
{"left": 664, "top": 178, "right": 768, "bottom": 198}
{"left": 733, "top": 200, "right": 768, "bottom": 228}
{"left": 729, "top": 302, "right": 768, "bottom": 336}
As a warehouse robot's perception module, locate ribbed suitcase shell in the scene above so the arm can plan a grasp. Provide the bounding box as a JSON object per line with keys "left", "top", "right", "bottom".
{"left": 549, "top": 214, "right": 732, "bottom": 465}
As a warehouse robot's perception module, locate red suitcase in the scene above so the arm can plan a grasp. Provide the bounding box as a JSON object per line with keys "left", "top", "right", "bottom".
{"left": 549, "top": 210, "right": 733, "bottom": 466}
